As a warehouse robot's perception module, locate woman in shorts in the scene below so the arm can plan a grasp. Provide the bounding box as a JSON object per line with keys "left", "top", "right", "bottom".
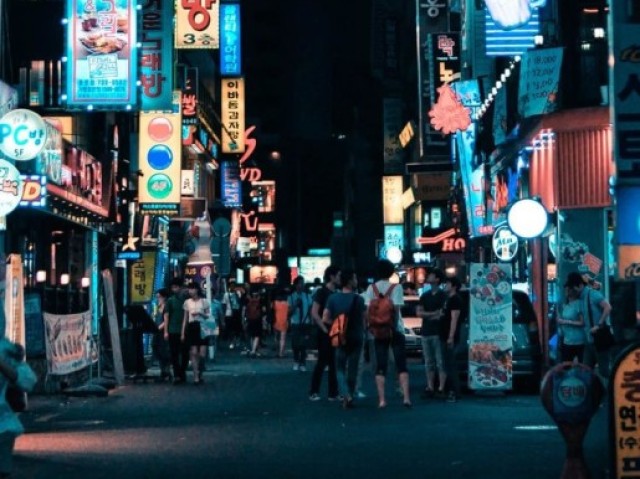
{"left": 181, "top": 282, "right": 210, "bottom": 385}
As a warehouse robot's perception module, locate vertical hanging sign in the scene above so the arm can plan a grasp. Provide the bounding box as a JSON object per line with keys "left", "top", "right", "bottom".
{"left": 139, "top": 0, "right": 174, "bottom": 110}
{"left": 221, "top": 77, "right": 245, "bottom": 154}
{"left": 138, "top": 105, "right": 182, "bottom": 215}
{"left": 66, "top": 0, "right": 137, "bottom": 108}
{"left": 175, "top": 0, "right": 219, "bottom": 49}
{"left": 220, "top": 3, "right": 241, "bottom": 76}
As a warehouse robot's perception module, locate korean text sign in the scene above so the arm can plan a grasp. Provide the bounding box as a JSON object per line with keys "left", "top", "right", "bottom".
{"left": 175, "top": 0, "right": 219, "bottom": 49}
{"left": 66, "top": 0, "right": 137, "bottom": 108}
{"left": 220, "top": 3, "right": 241, "bottom": 76}
{"left": 130, "top": 251, "right": 156, "bottom": 303}
{"left": 221, "top": 78, "right": 245, "bottom": 154}
{"left": 612, "top": 346, "right": 640, "bottom": 478}
{"left": 139, "top": 0, "right": 174, "bottom": 110}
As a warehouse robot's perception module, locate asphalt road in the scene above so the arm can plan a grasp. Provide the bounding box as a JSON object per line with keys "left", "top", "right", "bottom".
{"left": 14, "top": 346, "right": 609, "bottom": 479}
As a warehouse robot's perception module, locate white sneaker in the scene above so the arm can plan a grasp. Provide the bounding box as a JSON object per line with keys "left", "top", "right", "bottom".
{"left": 292, "top": 364, "right": 300, "bottom": 371}
{"left": 229, "top": 343, "right": 235, "bottom": 350}
{"left": 356, "top": 391, "right": 367, "bottom": 399}
{"left": 299, "top": 365, "right": 307, "bottom": 372}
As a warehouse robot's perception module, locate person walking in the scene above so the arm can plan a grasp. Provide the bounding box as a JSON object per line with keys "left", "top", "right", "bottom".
{"left": 164, "top": 278, "right": 188, "bottom": 384}
{"left": 309, "top": 265, "right": 341, "bottom": 401}
{"left": 153, "top": 288, "right": 171, "bottom": 381}
{"left": 181, "top": 282, "right": 210, "bottom": 385}
{"left": 288, "top": 277, "right": 313, "bottom": 371}
{"left": 557, "top": 286, "right": 586, "bottom": 362}
{"left": 565, "top": 272, "right": 613, "bottom": 379}
{"left": 246, "top": 289, "right": 265, "bottom": 357}
{"left": 323, "top": 270, "right": 365, "bottom": 409}
{"left": 441, "top": 276, "right": 465, "bottom": 403}
{"left": 223, "top": 280, "right": 244, "bottom": 349}
{"left": 272, "top": 288, "right": 290, "bottom": 358}
{"left": 417, "top": 269, "right": 447, "bottom": 398}
{"left": 364, "top": 259, "right": 411, "bottom": 408}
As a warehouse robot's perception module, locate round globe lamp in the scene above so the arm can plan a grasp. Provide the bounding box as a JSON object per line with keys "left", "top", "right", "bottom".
{"left": 507, "top": 199, "right": 549, "bottom": 239}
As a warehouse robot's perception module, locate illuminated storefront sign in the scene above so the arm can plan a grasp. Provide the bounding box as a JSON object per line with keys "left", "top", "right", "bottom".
{"left": 611, "top": 2, "right": 640, "bottom": 180}
{"left": 492, "top": 225, "right": 518, "bottom": 262}
{"left": 139, "top": 0, "right": 174, "bottom": 110}
{"left": 221, "top": 78, "right": 245, "bottom": 153}
{"left": 416, "top": 228, "right": 467, "bottom": 252}
{"left": 138, "top": 110, "right": 182, "bottom": 215}
{"left": 429, "top": 84, "right": 471, "bottom": 135}
{"left": 0, "top": 159, "right": 24, "bottom": 216}
{"left": 65, "top": 0, "right": 137, "bottom": 108}
{"left": 220, "top": 3, "right": 241, "bottom": 76}
{"left": 175, "top": 0, "right": 219, "bottom": 49}
{"left": 382, "top": 175, "right": 403, "bottom": 224}
{"left": 616, "top": 187, "right": 640, "bottom": 245}
{"left": 181, "top": 67, "right": 199, "bottom": 146}
{"left": 19, "top": 175, "right": 47, "bottom": 207}
{"left": 220, "top": 160, "right": 242, "bottom": 208}
{"left": 130, "top": 251, "right": 156, "bottom": 304}
{"left": 485, "top": 6, "right": 540, "bottom": 57}
{"left": 34, "top": 120, "right": 63, "bottom": 185}
{"left": 0, "top": 109, "right": 47, "bottom": 161}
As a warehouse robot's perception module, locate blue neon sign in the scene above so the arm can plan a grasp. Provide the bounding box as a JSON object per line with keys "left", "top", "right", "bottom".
{"left": 220, "top": 3, "right": 242, "bottom": 76}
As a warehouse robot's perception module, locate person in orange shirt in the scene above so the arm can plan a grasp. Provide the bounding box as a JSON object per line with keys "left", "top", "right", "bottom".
{"left": 272, "top": 288, "right": 290, "bottom": 358}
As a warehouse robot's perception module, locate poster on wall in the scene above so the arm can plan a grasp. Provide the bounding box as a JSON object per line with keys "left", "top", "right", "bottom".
{"left": 43, "top": 310, "right": 96, "bottom": 375}
{"left": 65, "top": 0, "right": 137, "bottom": 108}
{"left": 468, "top": 263, "right": 513, "bottom": 391}
{"left": 557, "top": 208, "right": 606, "bottom": 297}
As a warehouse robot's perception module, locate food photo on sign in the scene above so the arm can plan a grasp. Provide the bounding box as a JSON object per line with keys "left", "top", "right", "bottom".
{"left": 468, "top": 263, "right": 514, "bottom": 391}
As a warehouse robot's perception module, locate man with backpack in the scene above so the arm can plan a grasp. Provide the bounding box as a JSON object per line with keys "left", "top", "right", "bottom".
{"left": 322, "top": 270, "right": 365, "bottom": 409}
{"left": 363, "top": 259, "right": 412, "bottom": 408}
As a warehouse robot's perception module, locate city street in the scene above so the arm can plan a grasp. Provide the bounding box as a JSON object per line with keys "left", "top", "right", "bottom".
{"left": 13, "top": 346, "right": 609, "bottom": 479}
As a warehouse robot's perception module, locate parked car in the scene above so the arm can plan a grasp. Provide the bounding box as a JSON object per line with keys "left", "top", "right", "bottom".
{"left": 401, "top": 296, "right": 422, "bottom": 354}
{"left": 456, "top": 289, "right": 542, "bottom": 391}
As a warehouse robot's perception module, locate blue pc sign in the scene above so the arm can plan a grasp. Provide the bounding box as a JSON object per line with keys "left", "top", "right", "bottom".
{"left": 0, "top": 109, "right": 47, "bottom": 161}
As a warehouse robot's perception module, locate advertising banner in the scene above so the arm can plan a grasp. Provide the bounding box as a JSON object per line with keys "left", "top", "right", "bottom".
{"left": 382, "top": 98, "right": 404, "bottom": 174}
{"left": 181, "top": 67, "right": 199, "bottom": 146}
{"left": 175, "top": 0, "right": 219, "bottom": 49}
{"left": 66, "top": 0, "right": 137, "bottom": 108}
{"left": 221, "top": 78, "right": 245, "bottom": 153}
{"left": 129, "top": 251, "right": 156, "bottom": 304}
{"left": 518, "top": 47, "right": 563, "bottom": 119}
{"left": 43, "top": 310, "right": 95, "bottom": 375}
{"left": 382, "top": 175, "right": 403, "bottom": 224}
{"left": 138, "top": 109, "right": 182, "bottom": 215}
{"left": 611, "top": 3, "right": 640, "bottom": 180}
{"left": 139, "top": 0, "right": 174, "bottom": 111}
{"left": 456, "top": 123, "right": 491, "bottom": 237}
{"left": 4, "top": 255, "right": 25, "bottom": 349}
{"left": 557, "top": 208, "right": 606, "bottom": 296}
{"left": 468, "top": 263, "right": 513, "bottom": 391}
{"left": 220, "top": 3, "right": 241, "bottom": 76}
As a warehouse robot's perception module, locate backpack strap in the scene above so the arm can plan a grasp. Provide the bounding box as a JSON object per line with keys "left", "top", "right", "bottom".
{"left": 385, "top": 284, "right": 397, "bottom": 298}
{"left": 372, "top": 284, "right": 381, "bottom": 297}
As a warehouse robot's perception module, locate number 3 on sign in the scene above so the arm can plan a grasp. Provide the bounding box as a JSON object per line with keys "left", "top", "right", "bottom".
{"left": 182, "top": 0, "right": 215, "bottom": 31}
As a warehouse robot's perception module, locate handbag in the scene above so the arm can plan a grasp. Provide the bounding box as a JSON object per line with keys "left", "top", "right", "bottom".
{"left": 586, "top": 291, "right": 614, "bottom": 352}
{"left": 6, "top": 384, "right": 26, "bottom": 412}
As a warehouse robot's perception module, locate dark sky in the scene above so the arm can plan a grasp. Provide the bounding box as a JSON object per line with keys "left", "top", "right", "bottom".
{"left": 242, "top": 0, "right": 373, "bottom": 256}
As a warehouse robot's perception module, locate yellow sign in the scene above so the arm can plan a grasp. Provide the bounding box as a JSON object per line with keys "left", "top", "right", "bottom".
{"left": 613, "top": 346, "right": 640, "bottom": 478}
{"left": 221, "top": 78, "right": 245, "bottom": 153}
{"left": 129, "top": 251, "right": 156, "bottom": 304}
{"left": 138, "top": 111, "right": 182, "bottom": 215}
{"left": 175, "top": 0, "right": 220, "bottom": 49}
{"left": 382, "top": 176, "right": 404, "bottom": 224}
{"left": 4, "top": 255, "right": 25, "bottom": 348}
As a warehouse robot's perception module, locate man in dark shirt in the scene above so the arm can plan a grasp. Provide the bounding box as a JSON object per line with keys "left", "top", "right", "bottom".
{"left": 417, "top": 269, "right": 447, "bottom": 398}
{"left": 441, "top": 276, "right": 464, "bottom": 403}
{"left": 164, "top": 278, "right": 188, "bottom": 384}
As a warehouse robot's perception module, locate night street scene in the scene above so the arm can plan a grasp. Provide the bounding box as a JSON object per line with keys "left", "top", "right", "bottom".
{"left": 0, "top": 0, "right": 637, "bottom": 477}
